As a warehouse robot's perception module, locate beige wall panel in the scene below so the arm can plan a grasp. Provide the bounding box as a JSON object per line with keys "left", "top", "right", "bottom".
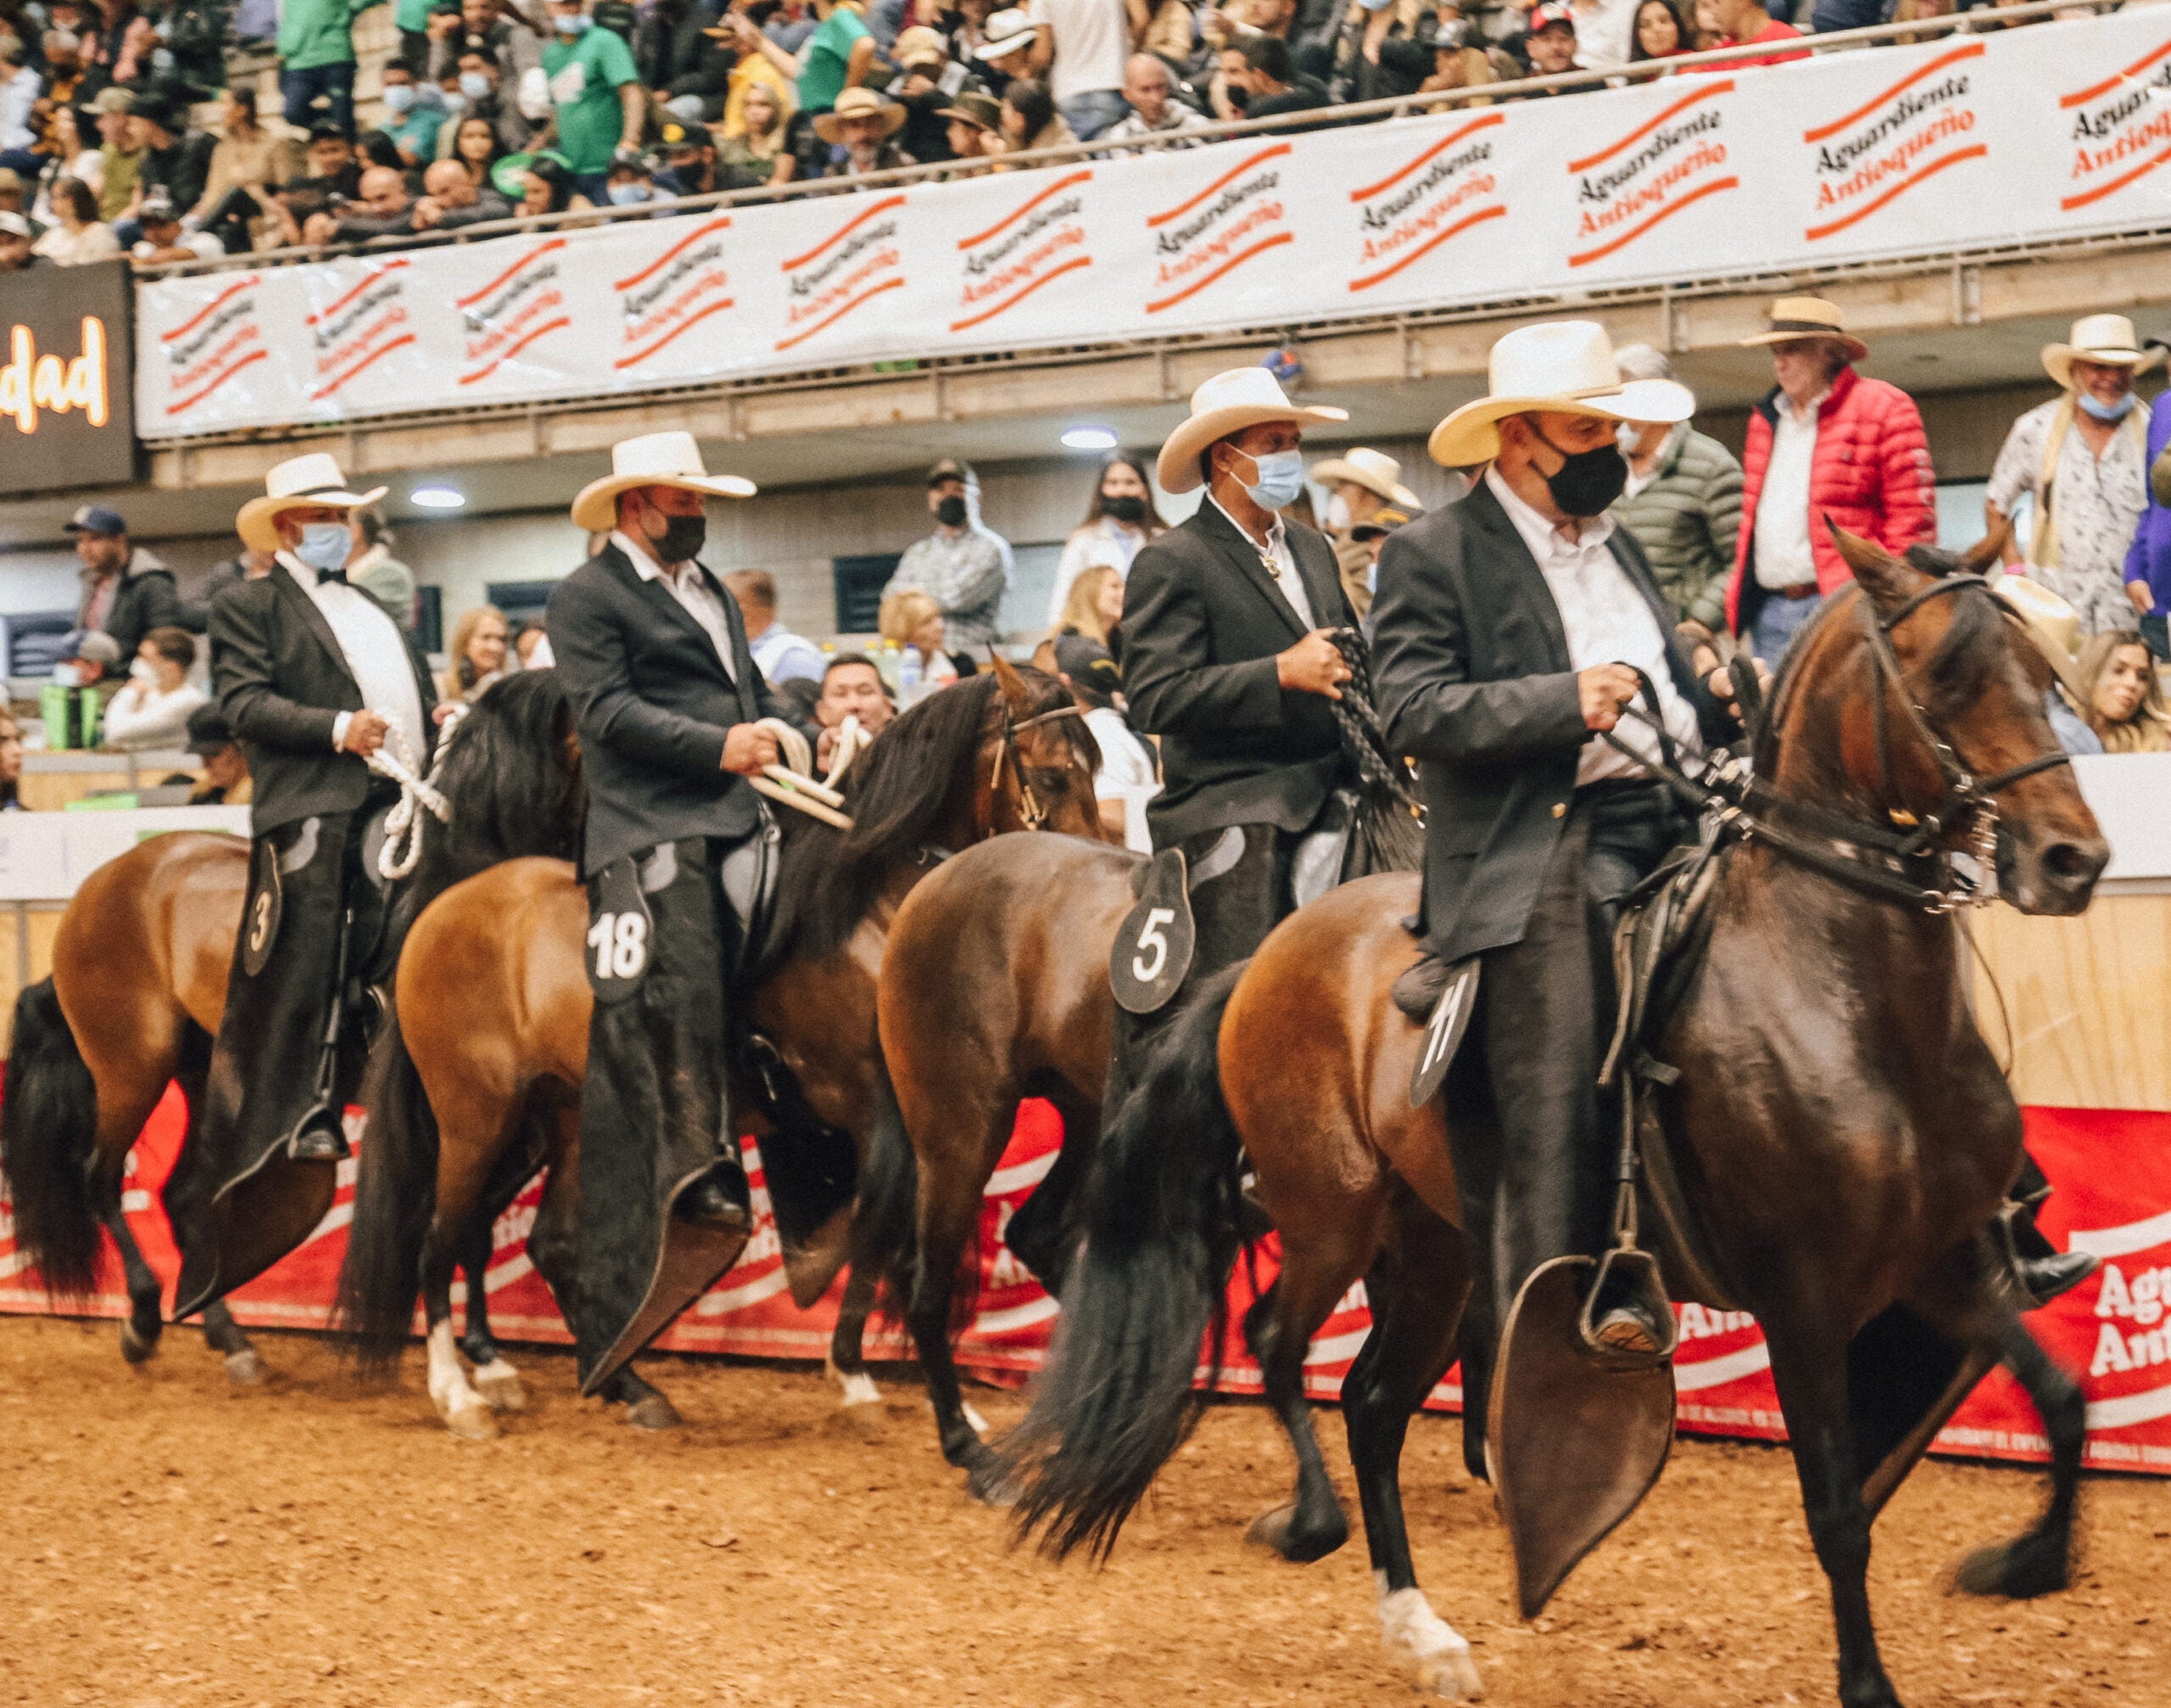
{"left": 1973, "top": 896, "right": 2171, "bottom": 1114}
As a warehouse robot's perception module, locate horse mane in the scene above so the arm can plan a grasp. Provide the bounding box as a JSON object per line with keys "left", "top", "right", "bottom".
{"left": 409, "top": 670, "right": 583, "bottom": 907}
{"left": 768, "top": 666, "right": 1083, "bottom": 965}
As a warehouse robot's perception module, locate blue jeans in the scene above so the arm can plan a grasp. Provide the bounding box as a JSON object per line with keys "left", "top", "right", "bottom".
{"left": 1749, "top": 587, "right": 1823, "bottom": 665}
{"left": 282, "top": 60, "right": 356, "bottom": 136}
{"left": 1060, "top": 88, "right": 1130, "bottom": 143}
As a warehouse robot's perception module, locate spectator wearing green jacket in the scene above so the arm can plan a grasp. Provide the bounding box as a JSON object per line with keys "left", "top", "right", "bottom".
{"left": 1610, "top": 343, "right": 1744, "bottom": 639}
{"left": 280, "top": 0, "right": 386, "bottom": 137}
{"left": 540, "top": 0, "right": 644, "bottom": 198}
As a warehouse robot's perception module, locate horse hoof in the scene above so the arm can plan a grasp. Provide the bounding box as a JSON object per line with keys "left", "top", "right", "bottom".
{"left": 1247, "top": 1501, "right": 1349, "bottom": 1564}
{"left": 624, "top": 1393, "right": 683, "bottom": 1431}
{"left": 224, "top": 1348, "right": 268, "bottom": 1387}
{"left": 1955, "top": 1535, "right": 2069, "bottom": 1600}
{"left": 835, "top": 1370, "right": 884, "bottom": 1410}
{"left": 1381, "top": 1588, "right": 1484, "bottom": 1700}
{"left": 471, "top": 1360, "right": 527, "bottom": 1414}
{"left": 443, "top": 1399, "right": 499, "bottom": 1443}
{"left": 1415, "top": 1649, "right": 1485, "bottom": 1701}
{"left": 119, "top": 1320, "right": 159, "bottom": 1365}
{"left": 965, "top": 1460, "right": 1019, "bottom": 1508}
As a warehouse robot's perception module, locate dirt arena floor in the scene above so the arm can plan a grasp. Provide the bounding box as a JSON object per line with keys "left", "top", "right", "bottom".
{"left": 3, "top": 1315, "right": 2166, "bottom": 1708}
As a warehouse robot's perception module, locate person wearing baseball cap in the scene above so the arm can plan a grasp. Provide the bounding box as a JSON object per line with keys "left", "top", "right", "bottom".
{"left": 1052, "top": 632, "right": 1160, "bottom": 847}
{"left": 183, "top": 702, "right": 254, "bottom": 807}
{"left": 1521, "top": 3, "right": 1579, "bottom": 80}
{"left": 879, "top": 458, "right": 1013, "bottom": 660}
{"left": 66, "top": 504, "right": 192, "bottom": 667}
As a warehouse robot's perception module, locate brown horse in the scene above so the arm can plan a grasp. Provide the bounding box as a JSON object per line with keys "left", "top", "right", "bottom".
{"left": 997, "top": 533, "right": 2108, "bottom": 1707}
{"left": 333, "top": 661, "right": 1103, "bottom": 1438}
{"left": 0, "top": 673, "right": 583, "bottom": 1383}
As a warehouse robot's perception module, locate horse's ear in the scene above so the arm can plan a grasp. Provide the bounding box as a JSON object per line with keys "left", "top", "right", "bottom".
{"left": 1961, "top": 516, "right": 2010, "bottom": 578}
{"left": 1826, "top": 518, "right": 1922, "bottom": 614}
{"left": 989, "top": 650, "right": 1034, "bottom": 716}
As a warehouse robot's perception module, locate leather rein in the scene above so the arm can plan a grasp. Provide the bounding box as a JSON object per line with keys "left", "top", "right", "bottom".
{"left": 1617, "top": 576, "right": 2072, "bottom": 914}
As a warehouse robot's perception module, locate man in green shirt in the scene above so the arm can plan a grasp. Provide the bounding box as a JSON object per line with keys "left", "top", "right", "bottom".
{"left": 540, "top": 0, "right": 643, "bottom": 197}
{"left": 797, "top": 0, "right": 872, "bottom": 114}
{"left": 279, "top": 0, "right": 386, "bottom": 137}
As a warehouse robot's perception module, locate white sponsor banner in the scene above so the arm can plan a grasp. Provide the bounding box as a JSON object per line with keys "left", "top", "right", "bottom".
{"left": 137, "top": 11, "right": 2171, "bottom": 440}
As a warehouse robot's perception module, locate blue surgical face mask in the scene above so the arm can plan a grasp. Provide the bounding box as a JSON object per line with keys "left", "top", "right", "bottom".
{"left": 383, "top": 83, "right": 416, "bottom": 113}
{"left": 555, "top": 10, "right": 589, "bottom": 33}
{"left": 1236, "top": 447, "right": 1306, "bottom": 512}
{"left": 607, "top": 181, "right": 650, "bottom": 204}
{"left": 459, "top": 70, "right": 492, "bottom": 99}
{"left": 2079, "top": 388, "right": 2135, "bottom": 422}
{"left": 295, "top": 522, "right": 353, "bottom": 573}
{"left": 442, "top": 90, "right": 470, "bottom": 114}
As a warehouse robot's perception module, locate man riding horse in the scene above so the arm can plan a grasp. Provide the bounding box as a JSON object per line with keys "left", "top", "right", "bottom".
{"left": 546, "top": 431, "right": 815, "bottom": 1395}
{"left": 1370, "top": 323, "right": 2094, "bottom": 1366}
{"left": 176, "top": 454, "right": 438, "bottom": 1320}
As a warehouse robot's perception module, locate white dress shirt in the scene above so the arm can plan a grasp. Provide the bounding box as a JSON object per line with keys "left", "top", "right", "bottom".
{"left": 1486, "top": 468, "right": 1701, "bottom": 786}
{"left": 1207, "top": 493, "right": 1315, "bottom": 631}
{"left": 613, "top": 528, "right": 737, "bottom": 681}
{"left": 1751, "top": 388, "right": 1828, "bottom": 591}
{"left": 280, "top": 555, "right": 427, "bottom": 764}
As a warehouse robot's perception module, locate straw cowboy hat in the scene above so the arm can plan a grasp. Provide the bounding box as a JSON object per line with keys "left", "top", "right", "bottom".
{"left": 1309, "top": 446, "right": 1420, "bottom": 510}
{"left": 236, "top": 452, "right": 388, "bottom": 553}
{"left": 2042, "top": 313, "right": 2163, "bottom": 391}
{"left": 1156, "top": 366, "right": 1348, "bottom": 494}
{"left": 1995, "top": 573, "right": 2087, "bottom": 693}
{"left": 570, "top": 430, "right": 756, "bottom": 531}
{"left": 1426, "top": 321, "right": 1693, "bottom": 468}
{"left": 1738, "top": 295, "right": 1869, "bottom": 365}
{"left": 813, "top": 86, "right": 907, "bottom": 144}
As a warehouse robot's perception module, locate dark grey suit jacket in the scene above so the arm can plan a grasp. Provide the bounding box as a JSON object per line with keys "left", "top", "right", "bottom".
{"left": 547, "top": 542, "right": 804, "bottom": 877}
{"left": 1121, "top": 497, "right": 1355, "bottom": 846}
{"left": 1370, "top": 479, "right": 1731, "bottom": 963}
{"left": 210, "top": 564, "right": 438, "bottom": 836}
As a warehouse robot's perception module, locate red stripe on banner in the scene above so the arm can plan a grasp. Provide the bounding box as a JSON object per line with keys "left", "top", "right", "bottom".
{"left": 1146, "top": 143, "right": 1292, "bottom": 228}
{"left": 1348, "top": 114, "right": 1505, "bottom": 203}
{"left": 613, "top": 296, "right": 738, "bottom": 368}
{"left": 946, "top": 255, "right": 1091, "bottom": 332}
{"left": 2062, "top": 139, "right": 2171, "bottom": 211}
{"left": 453, "top": 238, "right": 566, "bottom": 311}
{"left": 2060, "top": 32, "right": 2171, "bottom": 109}
{"left": 1347, "top": 204, "right": 1505, "bottom": 292}
{"left": 1566, "top": 81, "right": 1731, "bottom": 175}
{"left": 159, "top": 275, "right": 261, "bottom": 342}
{"left": 304, "top": 259, "right": 410, "bottom": 327}
{"left": 611, "top": 216, "right": 733, "bottom": 293}
{"left": 458, "top": 315, "right": 569, "bottom": 384}
{"left": 163, "top": 347, "right": 268, "bottom": 416}
{"left": 1803, "top": 144, "right": 1984, "bottom": 241}
{"left": 779, "top": 194, "right": 906, "bottom": 271}
{"left": 956, "top": 170, "right": 1093, "bottom": 250}
{"left": 1569, "top": 175, "right": 1738, "bottom": 267}
{"left": 1800, "top": 42, "right": 1984, "bottom": 144}
{"left": 309, "top": 332, "right": 416, "bottom": 400}
{"left": 773, "top": 275, "right": 904, "bottom": 352}
{"left": 1144, "top": 230, "right": 1292, "bottom": 314}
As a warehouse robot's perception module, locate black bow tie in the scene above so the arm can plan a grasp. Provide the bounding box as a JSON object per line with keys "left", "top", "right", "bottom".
{"left": 315, "top": 567, "right": 348, "bottom": 585}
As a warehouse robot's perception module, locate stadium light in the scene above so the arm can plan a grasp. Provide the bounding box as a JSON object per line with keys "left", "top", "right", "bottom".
{"left": 1061, "top": 426, "right": 1119, "bottom": 452}
{"left": 410, "top": 486, "right": 466, "bottom": 509}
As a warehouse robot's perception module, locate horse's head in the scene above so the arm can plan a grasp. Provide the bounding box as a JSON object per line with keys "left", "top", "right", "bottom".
{"left": 430, "top": 671, "right": 586, "bottom": 883}
{"left": 982, "top": 654, "right": 1103, "bottom": 840}
{"left": 1766, "top": 524, "right": 2106, "bottom": 916}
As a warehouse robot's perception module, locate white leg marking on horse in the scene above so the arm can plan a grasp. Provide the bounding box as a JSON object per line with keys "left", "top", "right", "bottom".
{"left": 837, "top": 1371, "right": 883, "bottom": 1409}
{"left": 470, "top": 1354, "right": 527, "bottom": 1414}
{"left": 426, "top": 1320, "right": 496, "bottom": 1441}
{"left": 1376, "top": 1572, "right": 1484, "bottom": 1700}
{"left": 963, "top": 1401, "right": 991, "bottom": 1437}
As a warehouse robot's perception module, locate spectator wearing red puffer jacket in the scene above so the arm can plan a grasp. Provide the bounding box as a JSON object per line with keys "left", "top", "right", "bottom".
{"left": 1727, "top": 295, "right": 1935, "bottom": 661}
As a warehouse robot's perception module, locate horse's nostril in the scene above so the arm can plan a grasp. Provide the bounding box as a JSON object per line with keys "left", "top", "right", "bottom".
{"left": 2043, "top": 839, "right": 2107, "bottom": 885}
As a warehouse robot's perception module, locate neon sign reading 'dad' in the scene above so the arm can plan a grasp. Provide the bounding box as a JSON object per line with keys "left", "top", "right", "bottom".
{"left": 0, "top": 316, "right": 110, "bottom": 434}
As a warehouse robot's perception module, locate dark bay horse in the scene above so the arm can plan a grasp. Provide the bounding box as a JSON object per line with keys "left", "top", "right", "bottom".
{"left": 333, "top": 661, "right": 1102, "bottom": 1438}
{"left": 0, "top": 673, "right": 582, "bottom": 1383}
{"left": 997, "top": 531, "right": 2108, "bottom": 1707}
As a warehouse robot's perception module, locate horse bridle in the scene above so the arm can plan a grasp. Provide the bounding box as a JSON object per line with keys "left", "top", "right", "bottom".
{"left": 990, "top": 703, "right": 1090, "bottom": 834}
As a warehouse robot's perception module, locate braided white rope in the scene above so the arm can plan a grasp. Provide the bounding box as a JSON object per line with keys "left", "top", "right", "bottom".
{"left": 823, "top": 712, "right": 869, "bottom": 789}
{"left": 366, "top": 705, "right": 464, "bottom": 882}
{"left": 750, "top": 716, "right": 853, "bottom": 830}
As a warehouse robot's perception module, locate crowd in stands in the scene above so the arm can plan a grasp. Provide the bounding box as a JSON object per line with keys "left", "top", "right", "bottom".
{"left": 0, "top": 0, "right": 2091, "bottom": 271}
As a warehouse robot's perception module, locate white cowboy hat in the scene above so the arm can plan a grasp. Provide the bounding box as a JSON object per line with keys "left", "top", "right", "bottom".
{"left": 1156, "top": 367, "right": 1348, "bottom": 494}
{"left": 1426, "top": 321, "right": 1693, "bottom": 468}
{"left": 2043, "top": 313, "right": 2163, "bottom": 391}
{"left": 1308, "top": 446, "right": 1420, "bottom": 509}
{"left": 1995, "top": 573, "right": 2088, "bottom": 699}
{"left": 974, "top": 8, "right": 1037, "bottom": 60}
{"left": 812, "top": 86, "right": 907, "bottom": 144}
{"left": 236, "top": 451, "right": 388, "bottom": 553}
{"left": 1738, "top": 294, "right": 1869, "bottom": 365}
{"left": 570, "top": 430, "right": 756, "bottom": 531}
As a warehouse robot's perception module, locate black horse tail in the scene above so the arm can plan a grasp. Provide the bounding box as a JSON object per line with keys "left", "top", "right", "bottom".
{"left": 853, "top": 1061, "right": 920, "bottom": 1318}
{"left": 0, "top": 979, "right": 104, "bottom": 1301}
{"left": 996, "top": 966, "right": 1250, "bottom": 1561}
{"left": 332, "top": 1008, "right": 438, "bottom": 1372}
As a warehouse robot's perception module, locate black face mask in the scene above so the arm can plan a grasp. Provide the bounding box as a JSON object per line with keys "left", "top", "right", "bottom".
{"left": 1102, "top": 494, "right": 1147, "bottom": 524}
{"left": 935, "top": 494, "right": 968, "bottom": 527}
{"left": 1225, "top": 84, "right": 1250, "bottom": 110}
{"left": 1533, "top": 426, "right": 1628, "bottom": 517}
{"left": 649, "top": 511, "right": 707, "bottom": 565}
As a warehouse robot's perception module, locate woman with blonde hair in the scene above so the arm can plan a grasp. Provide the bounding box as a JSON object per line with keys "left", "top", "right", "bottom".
{"left": 442, "top": 604, "right": 511, "bottom": 706}
{"left": 2075, "top": 629, "right": 2171, "bottom": 752}
{"left": 878, "top": 586, "right": 963, "bottom": 689}
{"left": 1051, "top": 562, "right": 1125, "bottom": 657}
